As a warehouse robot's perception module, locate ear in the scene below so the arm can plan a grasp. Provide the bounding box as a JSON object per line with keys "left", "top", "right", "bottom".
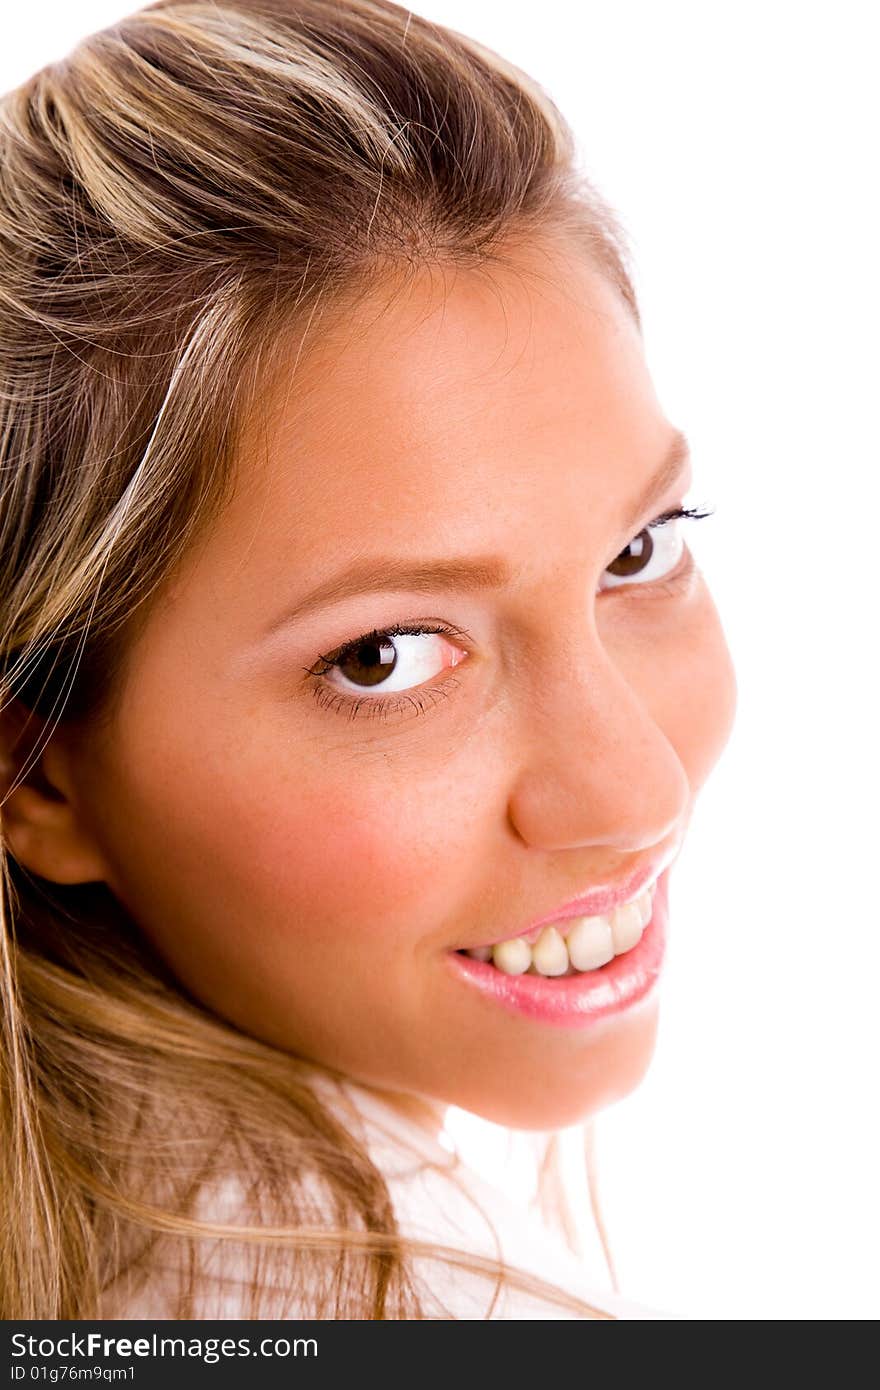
{"left": 0, "top": 697, "right": 112, "bottom": 885}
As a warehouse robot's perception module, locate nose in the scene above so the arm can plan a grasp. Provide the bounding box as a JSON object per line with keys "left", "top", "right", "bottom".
{"left": 505, "top": 637, "right": 689, "bottom": 853}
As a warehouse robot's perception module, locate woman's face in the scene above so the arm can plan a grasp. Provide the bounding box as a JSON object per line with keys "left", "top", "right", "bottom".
{"left": 43, "top": 233, "right": 736, "bottom": 1130}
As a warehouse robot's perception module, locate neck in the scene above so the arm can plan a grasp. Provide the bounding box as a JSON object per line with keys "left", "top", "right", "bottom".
{"left": 358, "top": 1083, "right": 448, "bottom": 1142}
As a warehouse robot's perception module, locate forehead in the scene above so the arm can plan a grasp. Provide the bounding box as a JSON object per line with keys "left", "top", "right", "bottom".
{"left": 160, "top": 235, "right": 666, "bottom": 641}
{"left": 244, "top": 242, "right": 655, "bottom": 514}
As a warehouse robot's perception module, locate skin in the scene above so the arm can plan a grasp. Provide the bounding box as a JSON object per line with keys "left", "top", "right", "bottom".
{"left": 1, "top": 231, "right": 737, "bottom": 1132}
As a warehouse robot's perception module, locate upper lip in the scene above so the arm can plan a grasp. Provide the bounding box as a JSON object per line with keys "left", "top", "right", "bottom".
{"left": 458, "top": 841, "right": 680, "bottom": 952}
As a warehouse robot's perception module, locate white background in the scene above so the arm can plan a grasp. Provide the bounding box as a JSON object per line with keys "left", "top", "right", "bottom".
{"left": 3, "top": 2, "right": 878, "bottom": 1319}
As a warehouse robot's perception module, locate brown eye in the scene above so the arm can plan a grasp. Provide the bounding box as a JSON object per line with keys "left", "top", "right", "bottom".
{"left": 336, "top": 635, "right": 398, "bottom": 687}
{"left": 599, "top": 517, "right": 686, "bottom": 592}
{"left": 607, "top": 528, "right": 655, "bottom": 578}
{"left": 323, "top": 628, "right": 467, "bottom": 694}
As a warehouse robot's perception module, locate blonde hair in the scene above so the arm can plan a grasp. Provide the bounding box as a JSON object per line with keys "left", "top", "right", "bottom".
{"left": 0, "top": 0, "right": 639, "bottom": 1319}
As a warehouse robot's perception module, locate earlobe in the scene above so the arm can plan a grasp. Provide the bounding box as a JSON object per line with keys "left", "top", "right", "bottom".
{"left": 0, "top": 698, "right": 112, "bottom": 886}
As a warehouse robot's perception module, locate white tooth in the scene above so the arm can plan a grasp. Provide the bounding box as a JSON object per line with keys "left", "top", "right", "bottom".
{"left": 611, "top": 901, "right": 644, "bottom": 954}
{"left": 466, "top": 945, "right": 493, "bottom": 962}
{"left": 492, "top": 936, "right": 532, "bottom": 975}
{"left": 636, "top": 889, "right": 653, "bottom": 928}
{"left": 567, "top": 915, "right": 614, "bottom": 971}
{"left": 531, "top": 925, "right": 569, "bottom": 976}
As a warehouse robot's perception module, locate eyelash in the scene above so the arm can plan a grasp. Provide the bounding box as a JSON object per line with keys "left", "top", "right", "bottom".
{"left": 303, "top": 504, "right": 714, "bottom": 723}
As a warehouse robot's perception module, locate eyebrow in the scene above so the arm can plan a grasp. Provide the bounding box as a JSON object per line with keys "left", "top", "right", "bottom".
{"left": 260, "top": 428, "right": 690, "bottom": 635}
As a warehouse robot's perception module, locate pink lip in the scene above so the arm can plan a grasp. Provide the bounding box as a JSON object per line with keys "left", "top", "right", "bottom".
{"left": 446, "top": 867, "right": 670, "bottom": 1028}
{"left": 463, "top": 846, "right": 677, "bottom": 952}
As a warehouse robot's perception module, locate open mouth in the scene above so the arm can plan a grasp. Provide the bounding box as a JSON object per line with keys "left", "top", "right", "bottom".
{"left": 446, "top": 870, "right": 669, "bottom": 1028}
{"left": 454, "top": 878, "right": 657, "bottom": 978}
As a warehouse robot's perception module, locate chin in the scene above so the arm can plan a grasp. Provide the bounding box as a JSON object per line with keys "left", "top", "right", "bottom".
{"left": 450, "top": 997, "right": 661, "bottom": 1131}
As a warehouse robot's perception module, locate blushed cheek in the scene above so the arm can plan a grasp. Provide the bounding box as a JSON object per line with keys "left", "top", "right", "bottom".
{"left": 245, "top": 761, "right": 479, "bottom": 950}
{"left": 659, "top": 599, "right": 738, "bottom": 792}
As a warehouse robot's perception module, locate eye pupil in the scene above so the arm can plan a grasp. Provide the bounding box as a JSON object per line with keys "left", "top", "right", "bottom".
{"left": 608, "top": 527, "right": 654, "bottom": 577}
{"left": 338, "top": 636, "right": 398, "bottom": 686}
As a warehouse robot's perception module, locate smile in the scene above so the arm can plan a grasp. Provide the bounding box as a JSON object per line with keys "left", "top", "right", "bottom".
{"left": 446, "top": 869, "right": 669, "bottom": 1028}
{"left": 456, "top": 879, "right": 657, "bottom": 977}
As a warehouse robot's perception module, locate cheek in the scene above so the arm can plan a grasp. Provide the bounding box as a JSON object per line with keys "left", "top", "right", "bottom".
{"left": 239, "top": 747, "right": 486, "bottom": 948}
{"left": 652, "top": 588, "right": 738, "bottom": 789}
{"left": 608, "top": 580, "right": 738, "bottom": 795}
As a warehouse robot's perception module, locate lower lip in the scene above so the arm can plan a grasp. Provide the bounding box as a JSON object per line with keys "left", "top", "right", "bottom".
{"left": 445, "top": 868, "right": 669, "bottom": 1029}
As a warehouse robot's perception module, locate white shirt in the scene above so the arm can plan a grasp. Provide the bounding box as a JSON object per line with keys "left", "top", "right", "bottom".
{"left": 99, "top": 1077, "right": 678, "bottom": 1320}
